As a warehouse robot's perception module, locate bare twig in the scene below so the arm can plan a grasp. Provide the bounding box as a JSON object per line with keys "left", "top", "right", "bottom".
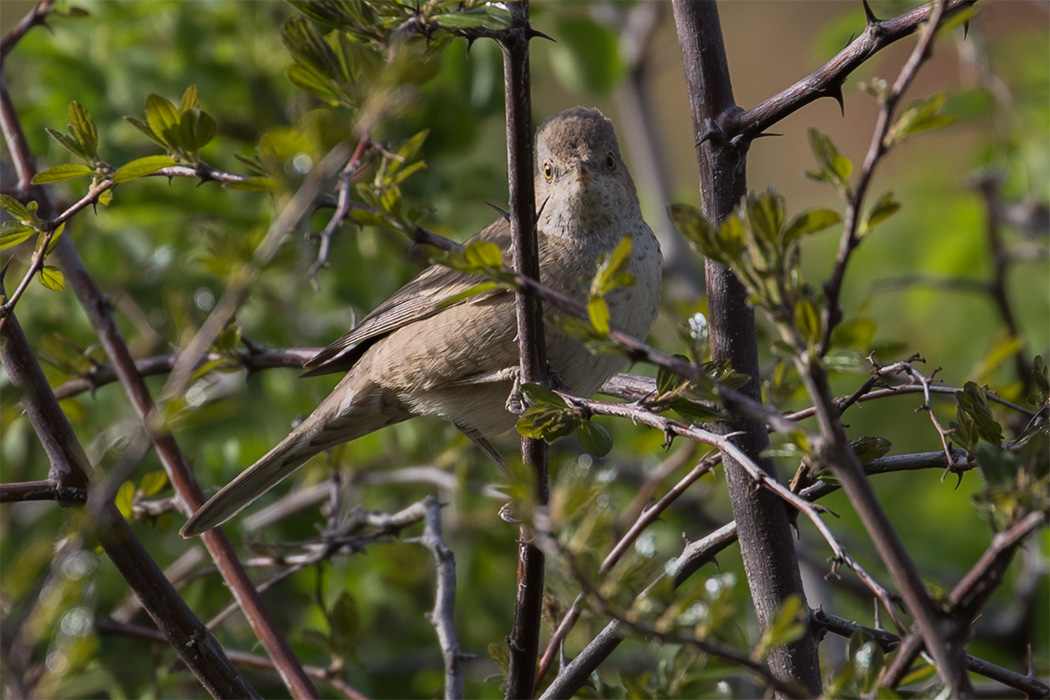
{"left": 307, "top": 137, "right": 373, "bottom": 287}
{"left": 0, "top": 479, "right": 87, "bottom": 504}
{"left": 407, "top": 495, "right": 466, "bottom": 700}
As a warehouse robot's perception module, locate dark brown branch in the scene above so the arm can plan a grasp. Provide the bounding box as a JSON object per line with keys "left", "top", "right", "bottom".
{"left": 723, "top": 0, "right": 977, "bottom": 143}
{"left": 672, "top": 1, "right": 822, "bottom": 694}
{"left": 0, "top": 479, "right": 87, "bottom": 504}
{"left": 499, "top": 4, "right": 547, "bottom": 699}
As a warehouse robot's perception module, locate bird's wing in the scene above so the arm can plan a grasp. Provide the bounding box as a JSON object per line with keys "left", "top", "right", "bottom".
{"left": 301, "top": 218, "right": 513, "bottom": 377}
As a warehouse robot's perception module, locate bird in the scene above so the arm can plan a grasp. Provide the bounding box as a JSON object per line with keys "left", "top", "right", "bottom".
{"left": 180, "top": 106, "right": 662, "bottom": 537}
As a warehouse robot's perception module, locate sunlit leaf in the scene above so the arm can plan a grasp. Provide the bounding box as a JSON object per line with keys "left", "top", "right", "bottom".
{"left": 39, "top": 266, "right": 65, "bottom": 291}
{"left": 31, "top": 164, "right": 94, "bottom": 184}
{"left": 112, "top": 155, "right": 177, "bottom": 183}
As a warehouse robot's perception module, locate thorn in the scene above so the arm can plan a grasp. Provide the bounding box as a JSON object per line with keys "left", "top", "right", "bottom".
{"left": 485, "top": 201, "right": 510, "bottom": 221}
{"left": 753, "top": 132, "right": 782, "bottom": 140}
{"left": 844, "top": 32, "right": 855, "bottom": 49}
{"left": 527, "top": 27, "right": 555, "bottom": 42}
{"left": 465, "top": 36, "right": 475, "bottom": 54}
{"left": 862, "top": 0, "right": 879, "bottom": 25}
{"left": 829, "top": 84, "right": 845, "bottom": 116}
{"left": 696, "top": 129, "right": 719, "bottom": 147}
{"left": 963, "top": 20, "right": 970, "bottom": 39}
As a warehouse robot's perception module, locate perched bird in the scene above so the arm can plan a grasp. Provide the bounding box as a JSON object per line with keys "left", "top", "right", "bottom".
{"left": 181, "top": 107, "right": 662, "bottom": 537}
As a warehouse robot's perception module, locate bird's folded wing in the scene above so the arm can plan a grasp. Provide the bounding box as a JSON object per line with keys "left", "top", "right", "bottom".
{"left": 302, "top": 218, "right": 513, "bottom": 377}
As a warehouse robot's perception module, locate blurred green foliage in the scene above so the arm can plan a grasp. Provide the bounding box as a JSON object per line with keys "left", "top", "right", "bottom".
{"left": 1, "top": 1, "right": 1047, "bottom": 698}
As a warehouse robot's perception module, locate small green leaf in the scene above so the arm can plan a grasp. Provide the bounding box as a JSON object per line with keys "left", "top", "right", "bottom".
{"left": 139, "top": 471, "right": 169, "bottom": 497}
{"left": 578, "top": 421, "right": 613, "bottom": 457}
{"left": 887, "top": 92, "right": 955, "bottom": 146}
{"left": 516, "top": 405, "right": 578, "bottom": 442}
{"left": 588, "top": 295, "right": 610, "bottom": 336}
{"left": 0, "top": 223, "right": 36, "bottom": 250}
{"left": 794, "top": 298, "right": 821, "bottom": 347}
{"left": 783, "top": 208, "right": 841, "bottom": 244}
{"left": 669, "top": 203, "right": 721, "bottom": 261}
{"left": 115, "top": 481, "right": 135, "bottom": 518}
{"left": 112, "top": 155, "right": 177, "bottom": 183}
{"left": 850, "top": 436, "right": 892, "bottom": 462}
{"left": 520, "top": 383, "right": 567, "bottom": 408}
{"left": 754, "top": 594, "right": 806, "bottom": 661}
{"left": 31, "top": 164, "right": 94, "bottom": 184}
{"left": 44, "top": 223, "right": 66, "bottom": 255}
{"left": 44, "top": 127, "right": 90, "bottom": 160}
{"left": 178, "top": 85, "right": 200, "bottom": 115}
{"left": 656, "top": 358, "right": 688, "bottom": 396}
{"left": 224, "top": 176, "right": 279, "bottom": 192}
{"left": 180, "top": 108, "right": 217, "bottom": 156}
{"left": 829, "top": 317, "right": 876, "bottom": 350}
{"left": 0, "top": 194, "right": 36, "bottom": 223}
{"left": 863, "top": 191, "right": 901, "bottom": 233}
{"left": 39, "top": 266, "right": 65, "bottom": 291}
{"left": 68, "top": 101, "right": 98, "bottom": 159}
{"left": 805, "top": 129, "right": 852, "bottom": 189}
{"left": 145, "top": 94, "right": 181, "bottom": 151}
{"left": 746, "top": 189, "right": 785, "bottom": 245}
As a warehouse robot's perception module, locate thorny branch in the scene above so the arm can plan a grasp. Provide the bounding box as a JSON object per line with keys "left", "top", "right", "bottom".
{"left": 819, "top": 0, "right": 958, "bottom": 354}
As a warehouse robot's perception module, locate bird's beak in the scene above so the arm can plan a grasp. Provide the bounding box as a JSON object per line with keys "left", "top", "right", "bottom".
{"left": 573, "top": 160, "right": 591, "bottom": 182}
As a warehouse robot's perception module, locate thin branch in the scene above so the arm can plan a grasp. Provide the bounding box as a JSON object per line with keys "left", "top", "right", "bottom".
{"left": 307, "top": 136, "right": 372, "bottom": 287}
{"left": 0, "top": 0, "right": 56, "bottom": 59}
{"left": 0, "top": 479, "right": 87, "bottom": 504}
{"left": 407, "top": 495, "right": 466, "bottom": 700}
{"left": 723, "top": 0, "right": 976, "bottom": 144}
{"left": 499, "top": 4, "right": 548, "bottom": 699}
{"left": 819, "top": 0, "right": 955, "bottom": 355}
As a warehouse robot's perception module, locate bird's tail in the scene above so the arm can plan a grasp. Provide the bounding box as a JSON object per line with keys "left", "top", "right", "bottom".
{"left": 180, "top": 373, "right": 401, "bottom": 537}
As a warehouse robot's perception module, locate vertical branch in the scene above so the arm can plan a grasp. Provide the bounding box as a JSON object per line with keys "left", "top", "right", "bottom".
{"left": 498, "top": 3, "right": 547, "bottom": 698}
{"left": 671, "top": 1, "right": 822, "bottom": 695}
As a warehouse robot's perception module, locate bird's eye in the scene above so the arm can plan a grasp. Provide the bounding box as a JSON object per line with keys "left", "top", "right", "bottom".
{"left": 543, "top": 162, "right": 553, "bottom": 180}
{"left": 605, "top": 152, "right": 616, "bottom": 170}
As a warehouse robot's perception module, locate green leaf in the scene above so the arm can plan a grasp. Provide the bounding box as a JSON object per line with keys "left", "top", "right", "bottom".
{"left": 44, "top": 223, "right": 66, "bottom": 255}
{"left": 669, "top": 399, "right": 724, "bottom": 424}
{"left": 139, "top": 471, "right": 169, "bottom": 497}
{"left": 115, "top": 481, "right": 135, "bottom": 519}
{"left": 863, "top": 191, "right": 901, "bottom": 234}
{"left": 178, "top": 85, "right": 200, "bottom": 115}
{"left": 68, "top": 101, "right": 98, "bottom": 159}
{"left": 805, "top": 128, "right": 852, "bottom": 190}
{"left": 669, "top": 203, "right": 721, "bottom": 262}
{"left": 0, "top": 194, "right": 37, "bottom": 223}
{"left": 516, "top": 405, "right": 578, "bottom": 442}
{"left": 588, "top": 295, "right": 610, "bottom": 336}
{"left": 180, "top": 108, "right": 217, "bottom": 156}
{"left": 850, "top": 436, "right": 892, "bottom": 462}
{"left": 746, "top": 189, "right": 785, "bottom": 245}
{"left": 39, "top": 266, "right": 65, "bottom": 291}
{"left": 443, "top": 240, "right": 504, "bottom": 275}
{"left": 31, "top": 164, "right": 94, "bottom": 184}
{"left": 328, "top": 591, "right": 360, "bottom": 663}
{"left": 578, "top": 421, "right": 613, "bottom": 457}
{"left": 783, "top": 208, "right": 841, "bottom": 244}
{"left": 224, "top": 176, "right": 279, "bottom": 192}
{"left": 145, "top": 93, "right": 181, "bottom": 151}
{"left": 753, "top": 594, "right": 806, "bottom": 661}
{"left": 887, "top": 92, "right": 955, "bottom": 146}
{"left": 656, "top": 357, "right": 688, "bottom": 396}
{"left": 794, "top": 298, "right": 822, "bottom": 347}
{"left": 519, "top": 383, "right": 567, "bottom": 408}
{"left": 112, "top": 155, "right": 177, "bottom": 183}
{"left": 0, "top": 223, "right": 36, "bottom": 250}
{"left": 44, "top": 127, "right": 90, "bottom": 160}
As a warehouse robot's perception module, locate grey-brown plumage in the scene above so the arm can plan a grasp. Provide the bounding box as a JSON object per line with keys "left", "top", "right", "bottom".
{"left": 180, "top": 107, "right": 662, "bottom": 537}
